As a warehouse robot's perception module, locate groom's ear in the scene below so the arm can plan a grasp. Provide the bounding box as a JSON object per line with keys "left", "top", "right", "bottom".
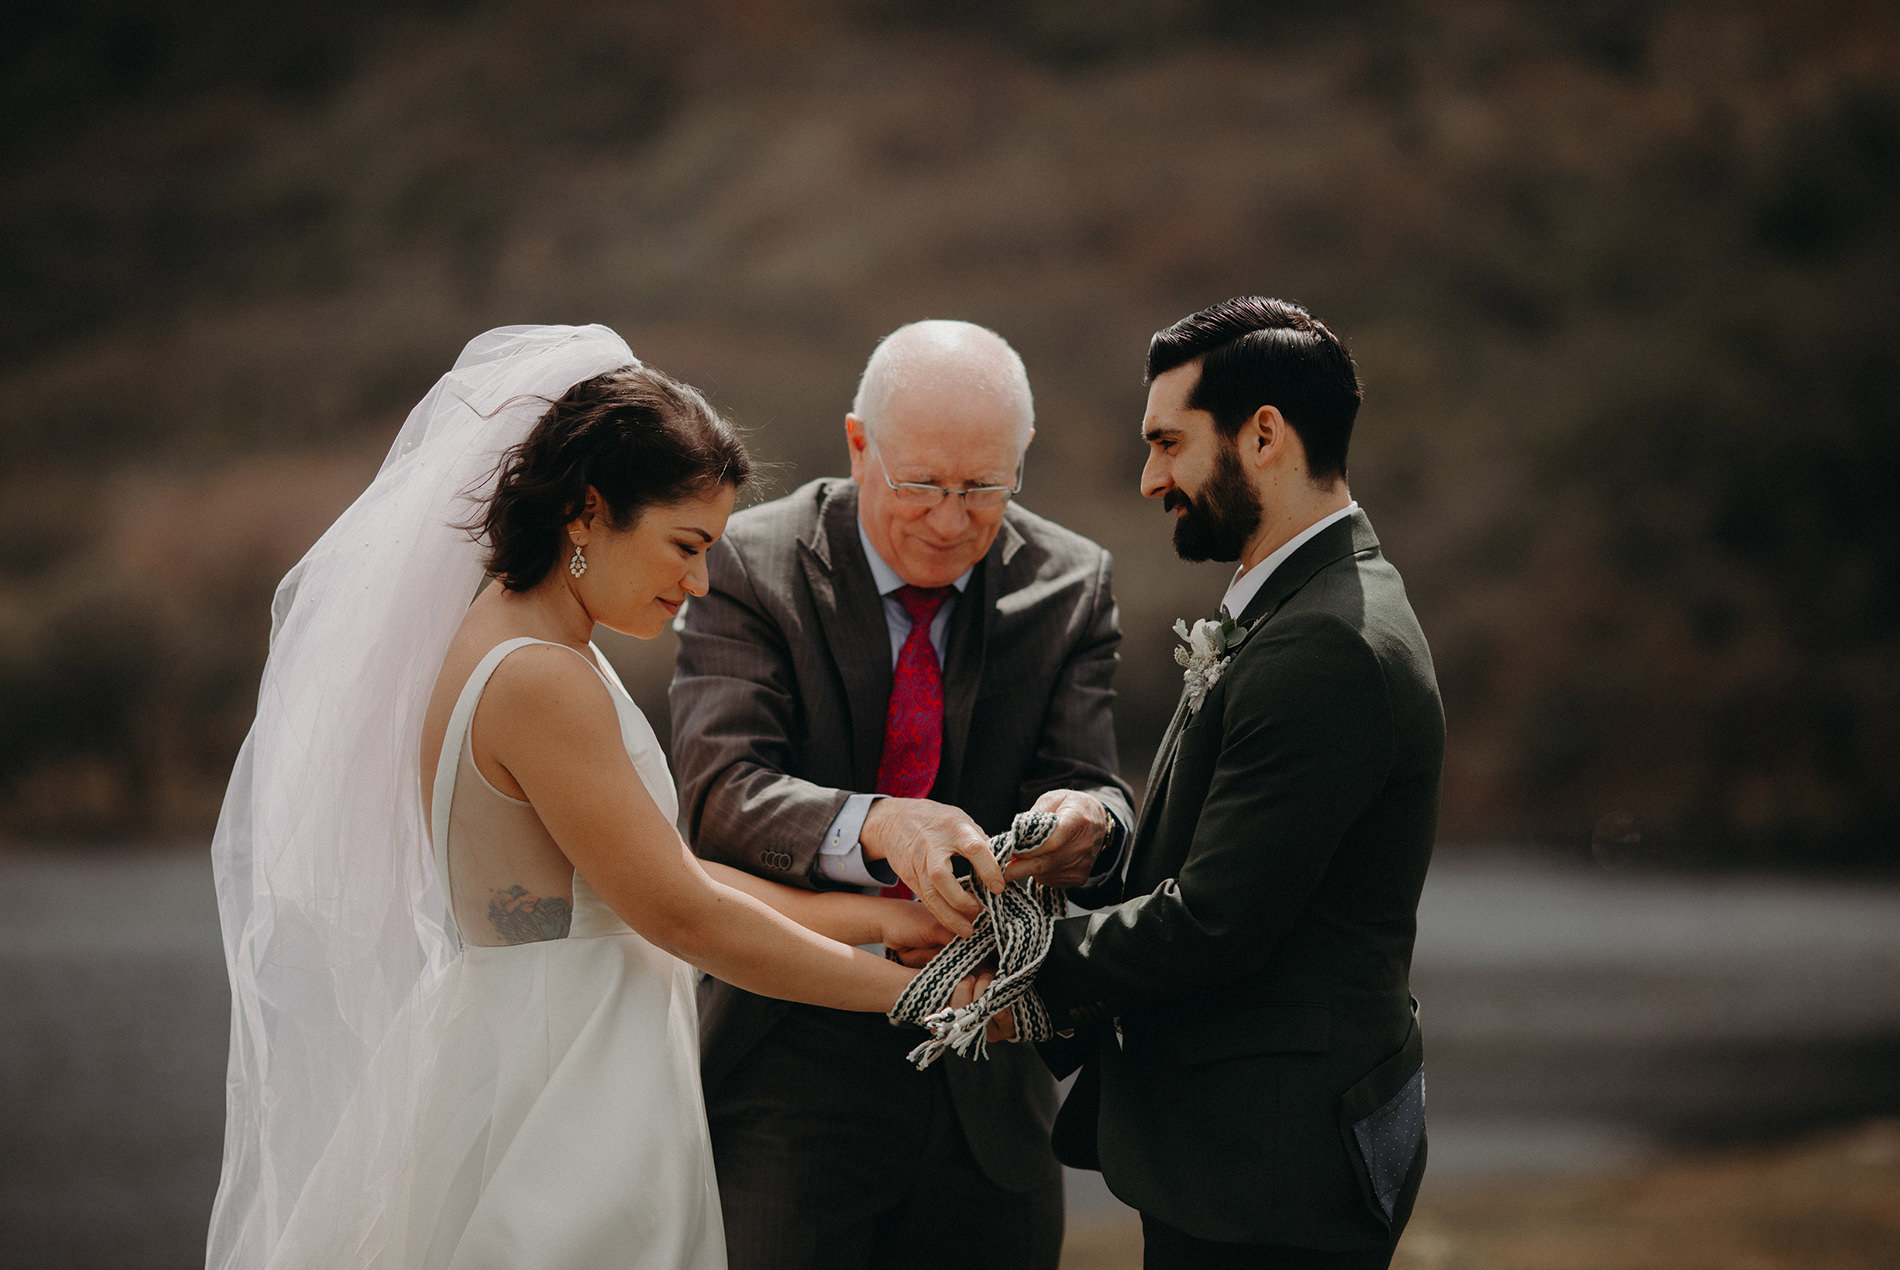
{"left": 1243, "top": 405, "right": 1293, "bottom": 471}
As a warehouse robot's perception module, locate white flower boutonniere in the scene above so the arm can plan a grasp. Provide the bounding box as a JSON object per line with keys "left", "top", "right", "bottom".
{"left": 1172, "top": 606, "right": 1245, "bottom": 715}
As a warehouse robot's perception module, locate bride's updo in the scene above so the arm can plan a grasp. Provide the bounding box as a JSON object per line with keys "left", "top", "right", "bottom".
{"left": 479, "top": 366, "right": 751, "bottom": 591}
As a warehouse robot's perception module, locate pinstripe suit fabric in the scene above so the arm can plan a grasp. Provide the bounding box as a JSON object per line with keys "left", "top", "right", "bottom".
{"left": 669, "top": 478, "right": 1133, "bottom": 1269}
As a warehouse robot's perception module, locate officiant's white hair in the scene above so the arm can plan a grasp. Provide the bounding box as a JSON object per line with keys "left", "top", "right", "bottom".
{"left": 852, "top": 319, "right": 1034, "bottom": 446}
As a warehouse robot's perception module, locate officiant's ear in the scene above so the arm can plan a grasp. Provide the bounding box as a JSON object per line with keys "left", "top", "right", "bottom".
{"left": 845, "top": 415, "right": 872, "bottom": 480}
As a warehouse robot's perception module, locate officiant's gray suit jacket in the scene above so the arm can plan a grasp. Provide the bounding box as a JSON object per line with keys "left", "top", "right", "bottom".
{"left": 1035, "top": 508, "right": 1443, "bottom": 1251}
{"left": 670, "top": 477, "right": 1134, "bottom": 1191}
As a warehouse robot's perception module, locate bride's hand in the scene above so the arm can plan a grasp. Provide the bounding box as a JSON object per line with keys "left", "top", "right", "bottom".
{"left": 949, "top": 968, "right": 994, "bottom": 1010}
{"left": 878, "top": 898, "right": 956, "bottom": 966}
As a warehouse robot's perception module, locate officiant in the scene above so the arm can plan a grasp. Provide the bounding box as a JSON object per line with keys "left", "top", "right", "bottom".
{"left": 670, "top": 319, "right": 1134, "bottom": 1270}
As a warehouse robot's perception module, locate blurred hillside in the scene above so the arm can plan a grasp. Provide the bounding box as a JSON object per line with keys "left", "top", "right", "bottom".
{"left": 2, "top": 0, "right": 1896, "bottom": 866}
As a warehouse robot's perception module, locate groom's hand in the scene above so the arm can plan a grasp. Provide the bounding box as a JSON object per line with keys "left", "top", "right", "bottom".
{"left": 860, "top": 798, "right": 1005, "bottom": 937}
{"left": 1005, "top": 789, "right": 1111, "bottom": 889}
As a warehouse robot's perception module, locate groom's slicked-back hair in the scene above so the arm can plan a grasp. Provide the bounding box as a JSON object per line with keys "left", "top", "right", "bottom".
{"left": 1146, "top": 297, "right": 1361, "bottom": 483}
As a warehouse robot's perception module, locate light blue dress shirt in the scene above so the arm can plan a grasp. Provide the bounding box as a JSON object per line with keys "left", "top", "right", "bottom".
{"left": 813, "top": 523, "right": 972, "bottom": 888}
{"left": 814, "top": 521, "right": 1127, "bottom": 891}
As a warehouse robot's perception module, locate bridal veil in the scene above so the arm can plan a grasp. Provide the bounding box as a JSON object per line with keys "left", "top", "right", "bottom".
{"left": 205, "top": 326, "right": 638, "bottom": 1269}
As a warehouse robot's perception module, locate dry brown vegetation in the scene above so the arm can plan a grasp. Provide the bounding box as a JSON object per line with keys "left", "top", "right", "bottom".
{"left": 1394, "top": 1123, "right": 1900, "bottom": 1270}
{"left": 1058, "top": 1120, "right": 1900, "bottom": 1269}
{"left": 2, "top": 0, "right": 1897, "bottom": 862}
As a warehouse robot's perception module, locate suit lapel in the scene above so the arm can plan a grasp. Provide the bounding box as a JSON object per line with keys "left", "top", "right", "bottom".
{"left": 797, "top": 484, "right": 893, "bottom": 793}
{"left": 936, "top": 517, "right": 1017, "bottom": 801}
{"left": 1234, "top": 508, "right": 1378, "bottom": 628}
{"left": 1128, "top": 510, "right": 1381, "bottom": 872}
{"left": 1130, "top": 688, "right": 1192, "bottom": 854}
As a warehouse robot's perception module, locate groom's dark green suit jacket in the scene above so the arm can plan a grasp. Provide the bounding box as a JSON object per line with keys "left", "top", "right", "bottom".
{"left": 1036, "top": 508, "right": 1443, "bottom": 1250}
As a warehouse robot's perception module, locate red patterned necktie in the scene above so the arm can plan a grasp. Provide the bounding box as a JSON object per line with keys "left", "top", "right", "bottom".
{"left": 875, "top": 584, "right": 953, "bottom": 899}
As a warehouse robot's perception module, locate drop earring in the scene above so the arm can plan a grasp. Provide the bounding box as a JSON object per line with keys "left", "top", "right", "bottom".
{"left": 568, "top": 542, "right": 587, "bottom": 578}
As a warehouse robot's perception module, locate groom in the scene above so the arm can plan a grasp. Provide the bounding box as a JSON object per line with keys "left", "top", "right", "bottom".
{"left": 670, "top": 319, "right": 1134, "bottom": 1270}
{"left": 1027, "top": 297, "right": 1443, "bottom": 1269}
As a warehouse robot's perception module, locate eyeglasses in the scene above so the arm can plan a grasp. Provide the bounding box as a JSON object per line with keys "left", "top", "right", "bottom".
{"left": 869, "top": 441, "right": 1023, "bottom": 509}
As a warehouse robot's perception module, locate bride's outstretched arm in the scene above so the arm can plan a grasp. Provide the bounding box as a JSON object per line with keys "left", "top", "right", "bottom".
{"left": 699, "top": 860, "right": 954, "bottom": 954}
{"left": 476, "top": 645, "right": 916, "bottom": 1012}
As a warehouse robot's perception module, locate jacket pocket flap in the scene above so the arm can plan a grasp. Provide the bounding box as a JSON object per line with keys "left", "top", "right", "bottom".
{"left": 1339, "top": 1003, "right": 1424, "bottom": 1123}
{"left": 1175, "top": 1004, "right": 1331, "bottom": 1065}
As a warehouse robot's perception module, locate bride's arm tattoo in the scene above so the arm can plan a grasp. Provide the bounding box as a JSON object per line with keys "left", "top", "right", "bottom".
{"left": 488, "top": 885, "right": 572, "bottom": 942}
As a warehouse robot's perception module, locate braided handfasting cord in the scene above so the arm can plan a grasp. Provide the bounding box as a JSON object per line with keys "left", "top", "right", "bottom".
{"left": 887, "top": 810, "right": 1066, "bottom": 1068}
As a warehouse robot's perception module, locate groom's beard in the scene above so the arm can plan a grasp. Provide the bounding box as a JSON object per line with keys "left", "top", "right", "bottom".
{"left": 1165, "top": 440, "right": 1261, "bottom": 563}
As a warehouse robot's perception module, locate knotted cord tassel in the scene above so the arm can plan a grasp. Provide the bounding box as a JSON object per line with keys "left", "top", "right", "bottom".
{"left": 887, "top": 810, "right": 1066, "bottom": 1069}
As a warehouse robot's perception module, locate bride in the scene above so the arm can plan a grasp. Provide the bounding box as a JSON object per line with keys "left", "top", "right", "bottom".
{"left": 206, "top": 326, "right": 956, "bottom": 1269}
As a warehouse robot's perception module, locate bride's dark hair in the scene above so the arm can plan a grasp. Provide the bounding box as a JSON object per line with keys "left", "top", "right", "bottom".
{"left": 477, "top": 365, "right": 750, "bottom": 591}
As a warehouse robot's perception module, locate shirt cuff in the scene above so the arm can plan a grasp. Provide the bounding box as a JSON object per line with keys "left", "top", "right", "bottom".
{"left": 815, "top": 793, "right": 892, "bottom": 889}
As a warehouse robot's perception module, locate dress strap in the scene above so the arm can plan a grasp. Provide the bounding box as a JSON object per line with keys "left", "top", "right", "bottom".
{"left": 428, "top": 637, "right": 614, "bottom": 917}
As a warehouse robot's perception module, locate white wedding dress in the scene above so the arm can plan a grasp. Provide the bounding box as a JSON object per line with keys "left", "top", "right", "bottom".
{"left": 268, "top": 636, "right": 726, "bottom": 1269}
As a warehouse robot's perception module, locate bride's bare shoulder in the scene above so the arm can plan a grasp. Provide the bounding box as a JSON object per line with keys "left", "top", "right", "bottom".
{"left": 477, "top": 640, "right": 616, "bottom": 733}
{"left": 424, "top": 630, "right": 616, "bottom": 802}
{"left": 422, "top": 606, "right": 605, "bottom": 759}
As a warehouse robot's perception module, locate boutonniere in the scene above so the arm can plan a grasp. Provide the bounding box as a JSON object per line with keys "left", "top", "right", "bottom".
{"left": 1172, "top": 606, "right": 1248, "bottom": 715}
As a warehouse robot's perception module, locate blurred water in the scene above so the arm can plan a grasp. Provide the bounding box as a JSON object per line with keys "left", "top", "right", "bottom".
{"left": 3, "top": 846, "right": 1899, "bottom": 1267}
{"left": 0, "top": 849, "right": 228, "bottom": 1270}
{"left": 1413, "top": 850, "right": 1900, "bottom": 1175}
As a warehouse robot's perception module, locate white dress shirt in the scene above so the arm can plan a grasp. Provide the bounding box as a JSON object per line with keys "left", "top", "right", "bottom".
{"left": 1217, "top": 502, "right": 1359, "bottom": 622}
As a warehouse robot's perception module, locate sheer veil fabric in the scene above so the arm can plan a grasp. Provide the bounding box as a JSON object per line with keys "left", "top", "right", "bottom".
{"left": 206, "top": 326, "right": 639, "bottom": 1270}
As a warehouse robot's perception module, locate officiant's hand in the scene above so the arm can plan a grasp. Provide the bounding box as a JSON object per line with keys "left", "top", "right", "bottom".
{"left": 861, "top": 798, "right": 1005, "bottom": 938}
{"left": 1005, "top": 789, "right": 1112, "bottom": 889}
{"left": 986, "top": 1005, "right": 1018, "bottom": 1044}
